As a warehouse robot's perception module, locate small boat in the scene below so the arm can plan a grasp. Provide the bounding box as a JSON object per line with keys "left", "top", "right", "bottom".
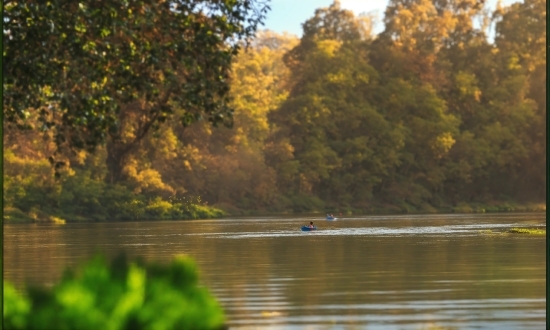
{"left": 326, "top": 216, "right": 336, "bottom": 220}
{"left": 301, "top": 226, "right": 317, "bottom": 231}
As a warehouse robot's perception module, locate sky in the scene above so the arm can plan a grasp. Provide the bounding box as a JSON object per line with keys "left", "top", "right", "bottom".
{"left": 262, "top": 0, "right": 525, "bottom": 37}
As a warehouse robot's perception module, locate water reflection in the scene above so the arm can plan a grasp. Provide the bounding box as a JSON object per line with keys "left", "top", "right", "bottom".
{"left": 4, "top": 213, "right": 546, "bottom": 329}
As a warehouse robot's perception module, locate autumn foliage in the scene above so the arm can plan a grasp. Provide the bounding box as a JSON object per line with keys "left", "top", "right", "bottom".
{"left": 3, "top": 0, "right": 545, "bottom": 220}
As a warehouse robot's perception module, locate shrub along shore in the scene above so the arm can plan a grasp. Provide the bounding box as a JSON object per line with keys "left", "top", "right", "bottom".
{"left": 4, "top": 192, "right": 225, "bottom": 224}
{"left": 3, "top": 198, "right": 544, "bottom": 224}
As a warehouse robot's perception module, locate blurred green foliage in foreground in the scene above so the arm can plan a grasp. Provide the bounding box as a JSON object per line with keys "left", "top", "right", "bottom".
{"left": 3, "top": 254, "right": 226, "bottom": 330}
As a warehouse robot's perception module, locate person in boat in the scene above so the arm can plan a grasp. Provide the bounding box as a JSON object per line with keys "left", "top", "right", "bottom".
{"left": 308, "top": 221, "right": 314, "bottom": 228}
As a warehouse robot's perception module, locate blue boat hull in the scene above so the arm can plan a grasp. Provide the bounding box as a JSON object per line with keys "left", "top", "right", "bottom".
{"left": 326, "top": 217, "right": 336, "bottom": 220}
{"left": 301, "top": 226, "right": 317, "bottom": 231}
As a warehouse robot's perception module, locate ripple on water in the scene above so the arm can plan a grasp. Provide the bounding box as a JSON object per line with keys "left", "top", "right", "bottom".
{"left": 193, "top": 222, "right": 544, "bottom": 239}
{"left": 223, "top": 298, "right": 545, "bottom": 329}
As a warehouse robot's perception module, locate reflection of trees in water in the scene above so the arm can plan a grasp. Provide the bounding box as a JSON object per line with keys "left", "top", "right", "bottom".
{"left": 4, "top": 216, "right": 545, "bottom": 324}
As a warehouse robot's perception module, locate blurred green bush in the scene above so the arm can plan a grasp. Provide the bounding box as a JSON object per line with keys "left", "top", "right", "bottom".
{"left": 3, "top": 254, "right": 226, "bottom": 330}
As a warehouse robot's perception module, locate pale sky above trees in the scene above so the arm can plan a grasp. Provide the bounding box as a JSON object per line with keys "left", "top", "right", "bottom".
{"left": 263, "top": 0, "right": 523, "bottom": 37}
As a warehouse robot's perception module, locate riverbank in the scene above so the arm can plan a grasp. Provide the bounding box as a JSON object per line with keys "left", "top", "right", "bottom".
{"left": 3, "top": 202, "right": 225, "bottom": 224}
{"left": 508, "top": 227, "right": 546, "bottom": 235}
{"left": 4, "top": 200, "right": 544, "bottom": 224}
{"left": 214, "top": 201, "right": 546, "bottom": 217}
{"left": 362, "top": 201, "right": 546, "bottom": 216}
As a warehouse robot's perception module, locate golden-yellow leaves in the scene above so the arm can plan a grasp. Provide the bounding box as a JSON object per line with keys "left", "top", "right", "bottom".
{"left": 40, "top": 85, "right": 54, "bottom": 97}
{"left": 455, "top": 71, "right": 481, "bottom": 101}
{"left": 507, "top": 55, "right": 521, "bottom": 71}
{"left": 316, "top": 40, "right": 342, "bottom": 58}
{"left": 432, "top": 132, "right": 456, "bottom": 158}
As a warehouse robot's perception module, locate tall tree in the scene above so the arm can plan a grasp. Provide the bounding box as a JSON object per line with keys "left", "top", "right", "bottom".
{"left": 283, "top": 1, "right": 375, "bottom": 74}
{"left": 3, "top": 0, "right": 270, "bottom": 182}
{"left": 268, "top": 1, "right": 407, "bottom": 209}
{"left": 489, "top": 0, "right": 545, "bottom": 199}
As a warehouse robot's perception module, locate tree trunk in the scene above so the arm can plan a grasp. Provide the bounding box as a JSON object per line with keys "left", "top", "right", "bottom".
{"left": 106, "top": 141, "right": 132, "bottom": 184}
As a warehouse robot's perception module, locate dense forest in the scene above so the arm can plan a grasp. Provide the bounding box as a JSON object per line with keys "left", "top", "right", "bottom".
{"left": 4, "top": 0, "right": 546, "bottom": 222}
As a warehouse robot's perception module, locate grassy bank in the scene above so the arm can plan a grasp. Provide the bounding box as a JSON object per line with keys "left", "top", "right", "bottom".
{"left": 215, "top": 201, "right": 546, "bottom": 217}
{"left": 507, "top": 228, "right": 546, "bottom": 235}
{"left": 4, "top": 197, "right": 225, "bottom": 224}
{"left": 5, "top": 199, "right": 543, "bottom": 223}
{"left": 351, "top": 201, "right": 546, "bottom": 216}
{"left": 4, "top": 164, "right": 544, "bottom": 224}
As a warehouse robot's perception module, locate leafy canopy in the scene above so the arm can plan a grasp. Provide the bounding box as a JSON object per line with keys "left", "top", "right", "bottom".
{"left": 3, "top": 0, "right": 270, "bottom": 156}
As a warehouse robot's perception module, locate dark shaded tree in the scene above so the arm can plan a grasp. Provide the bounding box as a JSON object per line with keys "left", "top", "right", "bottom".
{"left": 3, "top": 0, "right": 270, "bottom": 182}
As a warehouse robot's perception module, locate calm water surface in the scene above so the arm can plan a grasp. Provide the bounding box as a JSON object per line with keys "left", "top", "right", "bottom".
{"left": 4, "top": 212, "right": 546, "bottom": 329}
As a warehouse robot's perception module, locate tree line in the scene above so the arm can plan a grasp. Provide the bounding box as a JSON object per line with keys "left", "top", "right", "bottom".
{"left": 3, "top": 0, "right": 545, "bottom": 221}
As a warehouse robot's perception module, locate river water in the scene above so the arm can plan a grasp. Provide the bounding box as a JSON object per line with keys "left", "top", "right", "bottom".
{"left": 4, "top": 212, "right": 546, "bottom": 329}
